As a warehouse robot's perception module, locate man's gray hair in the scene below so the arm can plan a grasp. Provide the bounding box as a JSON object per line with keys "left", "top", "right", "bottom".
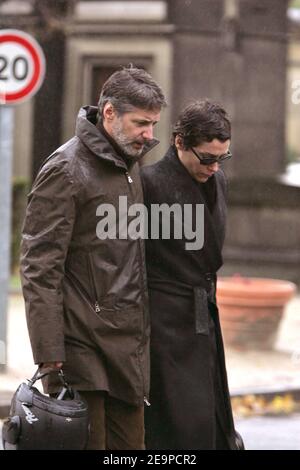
{"left": 98, "top": 65, "right": 167, "bottom": 119}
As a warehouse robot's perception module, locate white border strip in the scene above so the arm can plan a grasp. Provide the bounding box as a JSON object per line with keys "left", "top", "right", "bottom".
{"left": 75, "top": 1, "right": 167, "bottom": 22}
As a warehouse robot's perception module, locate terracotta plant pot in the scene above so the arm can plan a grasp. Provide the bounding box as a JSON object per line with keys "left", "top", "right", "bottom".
{"left": 217, "top": 276, "right": 297, "bottom": 350}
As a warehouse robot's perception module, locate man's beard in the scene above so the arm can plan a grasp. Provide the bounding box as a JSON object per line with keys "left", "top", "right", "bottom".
{"left": 111, "top": 118, "right": 146, "bottom": 158}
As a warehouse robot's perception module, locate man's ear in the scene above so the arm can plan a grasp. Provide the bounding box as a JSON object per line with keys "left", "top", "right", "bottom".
{"left": 103, "top": 102, "right": 115, "bottom": 122}
{"left": 175, "top": 134, "right": 184, "bottom": 150}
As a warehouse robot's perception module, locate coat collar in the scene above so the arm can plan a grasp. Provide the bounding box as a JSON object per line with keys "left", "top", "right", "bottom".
{"left": 163, "top": 145, "right": 217, "bottom": 194}
{"left": 162, "top": 145, "right": 227, "bottom": 234}
{"left": 164, "top": 145, "right": 225, "bottom": 200}
{"left": 76, "top": 105, "right": 159, "bottom": 170}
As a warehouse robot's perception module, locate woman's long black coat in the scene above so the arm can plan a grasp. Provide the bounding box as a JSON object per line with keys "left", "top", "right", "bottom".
{"left": 141, "top": 146, "right": 238, "bottom": 450}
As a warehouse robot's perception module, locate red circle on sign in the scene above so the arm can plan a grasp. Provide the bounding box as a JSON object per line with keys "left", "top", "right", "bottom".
{"left": 0, "top": 31, "right": 45, "bottom": 103}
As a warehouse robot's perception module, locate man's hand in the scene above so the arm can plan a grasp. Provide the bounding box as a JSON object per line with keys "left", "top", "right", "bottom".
{"left": 40, "top": 362, "right": 63, "bottom": 371}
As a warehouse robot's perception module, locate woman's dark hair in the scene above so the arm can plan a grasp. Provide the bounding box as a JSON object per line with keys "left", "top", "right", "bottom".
{"left": 98, "top": 65, "right": 167, "bottom": 118}
{"left": 172, "top": 100, "right": 231, "bottom": 149}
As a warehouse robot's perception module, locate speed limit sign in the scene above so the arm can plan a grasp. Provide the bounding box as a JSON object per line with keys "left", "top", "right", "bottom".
{"left": 0, "top": 29, "right": 46, "bottom": 105}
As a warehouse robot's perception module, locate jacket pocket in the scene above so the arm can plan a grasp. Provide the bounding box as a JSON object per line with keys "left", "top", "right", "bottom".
{"left": 87, "top": 253, "right": 99, "bottom": 303}
{"left": 65, "top": 269, "right": 101, "bottom": 315}
{"left": 88, "top": 306, "right": 142, "bottom": 337}
{"left": 87, "top": 252, "right": 119, "bottom": 312}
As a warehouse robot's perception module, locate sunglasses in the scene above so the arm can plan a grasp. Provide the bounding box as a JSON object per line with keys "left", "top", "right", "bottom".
{"left": 191, "top": 147, "right": 232, "bottom": 166}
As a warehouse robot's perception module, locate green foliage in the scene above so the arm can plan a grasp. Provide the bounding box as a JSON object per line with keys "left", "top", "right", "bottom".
{"left": 11, "top": 177, "right": 30, "bottom": 275}
{"left": 290, "top": 0, "right": 300, "bottom": 9}
{"left": 286, "top": 147, "right": 300, "bottom": 164}
{"left": 10, "top": 274, "right": 21, "bottom": 291}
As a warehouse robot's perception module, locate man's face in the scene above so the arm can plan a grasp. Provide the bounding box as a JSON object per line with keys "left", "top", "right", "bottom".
{"left": 104, "top": 105, "right": 161, "bottom": 158}
{"left": 176, "top": 138, "right": 231, "bottom": 183}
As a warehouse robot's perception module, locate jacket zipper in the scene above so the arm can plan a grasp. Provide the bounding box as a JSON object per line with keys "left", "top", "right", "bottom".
{"left": 87, "top": 254, "right": 101, "bottom": 314}
{"left": 125, "top": 170, "right": 149, "bottom": 403}
{"left": 125, "top": 171, "right": 133, "bottom": 184}
{"left": 65, "top": 270, "right": 99, "bottom": 314}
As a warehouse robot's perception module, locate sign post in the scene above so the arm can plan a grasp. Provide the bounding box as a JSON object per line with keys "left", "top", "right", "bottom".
{"left": 0, "top": 30, "right": 45, "bottom": 370}
{"left": 0, "top": 106, "right": 13, "bottom": 368}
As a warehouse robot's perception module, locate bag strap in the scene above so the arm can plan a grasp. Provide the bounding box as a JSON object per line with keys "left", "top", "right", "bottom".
{"left": 27, "top": 367, "right": 73, "bottom": 399}
{"left": 27, "top": 366, "right": 49, "bottom": 387}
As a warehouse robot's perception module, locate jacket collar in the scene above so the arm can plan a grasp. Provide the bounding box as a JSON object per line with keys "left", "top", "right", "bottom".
{"left": 76, "top": 106, "right": 159, "bottom": 170}
{"left": 163, "top": 144, "right": 226, "bottom": 209}
{"left": 162, "top": 145, "right": 226, "bottom": 250}
{"left": 164, "top": 144, "right": 221, "bottom": 188}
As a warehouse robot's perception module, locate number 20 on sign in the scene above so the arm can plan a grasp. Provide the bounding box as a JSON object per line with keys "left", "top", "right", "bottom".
{"left": 0, "top": 29, "right": 45, "bottom": 105}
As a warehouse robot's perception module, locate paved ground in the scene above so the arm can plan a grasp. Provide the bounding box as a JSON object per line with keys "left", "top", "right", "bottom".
{"left": 235, "top": 414, "right": 300, "bottom": 450}
{"left": 0, "top": 422, "right": 3, "bottom": 450}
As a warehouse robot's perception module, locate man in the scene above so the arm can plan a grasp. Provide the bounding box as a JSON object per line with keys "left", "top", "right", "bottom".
{"left": 20, "top": 66, "right": 166, "bottom": 450}
{"left": 141, "top": 100, "right": 243, "bottom": 450}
